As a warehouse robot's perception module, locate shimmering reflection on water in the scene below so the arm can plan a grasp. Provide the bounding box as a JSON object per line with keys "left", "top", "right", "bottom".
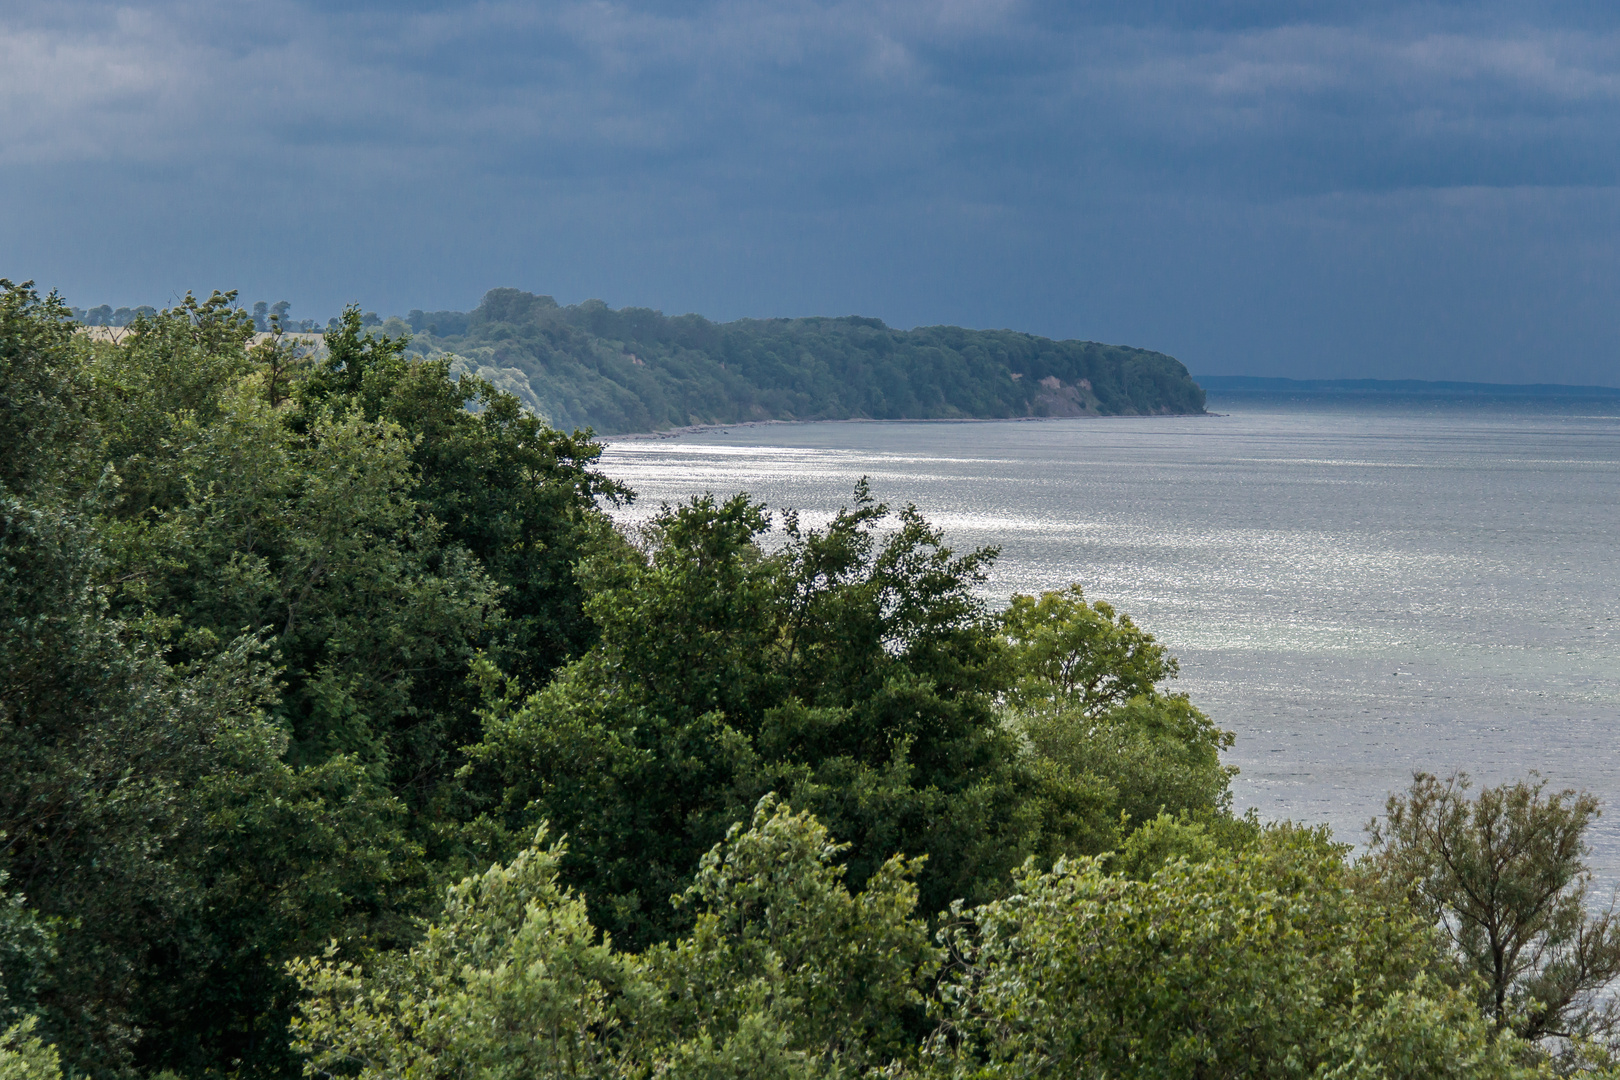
{"left": 598, "top": 397, "right": 1620, "bottom": 880}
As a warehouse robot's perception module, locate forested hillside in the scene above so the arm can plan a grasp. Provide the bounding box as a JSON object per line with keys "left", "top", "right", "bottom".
{"left": 403, "top": 289, "right": 1205, "bottom": 433}
{"left": 6, "top": 282, "right": 1619, "bottom": 1080}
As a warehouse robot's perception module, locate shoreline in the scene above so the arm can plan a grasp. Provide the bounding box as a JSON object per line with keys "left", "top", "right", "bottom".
{"left": 606, "top": 411, "right": 1218, "bottom": 441}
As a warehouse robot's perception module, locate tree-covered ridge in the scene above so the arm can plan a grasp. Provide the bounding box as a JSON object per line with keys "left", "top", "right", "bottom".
{"left": 414, "top": 289, "right": 1206, "bottom": 433}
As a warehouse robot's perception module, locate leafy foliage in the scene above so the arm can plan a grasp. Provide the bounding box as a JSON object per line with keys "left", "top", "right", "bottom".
{"left": 648, "top": 796, "right": 937, "bottom": 1074}
{"left": 295, "top": 804, "right": 1534, "bottom": 1080}
{"left": 0, "top": 872, "right": 53, "bottom": 1034}
{"left": 998, "top": 585, "right": 1240, "bottom": 858}
{"left": 0, "top": 285, "right": 622, "bottom": 1077}
{"left": 926, "top": 825, "right": 1524, "bottom": 1080}
{"left": 5, "top": 278, "right": 1611, "bottom": 1080}
{"left": 466, "top": 485, "right": 1050, "bottom": 946}
{"left": 292, "top": 797, "right": 936, "bottom": 1080}
{"left": 1000, "top": 584, "right": 1176, "bottom": 713}
{"left": 0, "top": 1018, "right": 60, "bottom": 1080}
{"left": 1366, "top": 772, "right": 1620, "bottom": 1052}
{"left": 0, "top": 282, "right": 95, "bottom": 499}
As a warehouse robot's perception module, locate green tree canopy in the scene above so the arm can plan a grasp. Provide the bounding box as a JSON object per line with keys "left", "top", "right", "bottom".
{"left": 465, "top": 484, "right": 1037, "bottom": 945}
{"left": 292, "top": 797, "right": 936, "bottom": 1080}
{"left": 927, "top": 825, "right": 1524, "bottom": 1080}
{"left": 1366, "top": 772, "right": 1620, "bottom": 1054}
{"left": 1, "top": 286, "right": 628, "bottom": 1077}
{"left": 996, "top": 584, "right": 1239, "bottom": 857}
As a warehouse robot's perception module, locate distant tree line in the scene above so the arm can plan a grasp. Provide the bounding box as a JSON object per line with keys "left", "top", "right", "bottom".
{"left": 71, "top": 301, "right": 324, "bottom": 333}
{"left": 69, "top": 304, "right": 158, "bottom": 327}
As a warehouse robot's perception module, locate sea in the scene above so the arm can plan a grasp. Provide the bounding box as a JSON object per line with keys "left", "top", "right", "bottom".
{"left": 598, "top": 394, "right": 1620, "bottom": 878}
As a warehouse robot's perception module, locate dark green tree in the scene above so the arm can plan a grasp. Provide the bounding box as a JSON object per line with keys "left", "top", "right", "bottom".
{"left": 467, "top": 485, "right": 1045, "bottom": 945}
{"left": 306, "top": 308, "right": 629, "bottom": 692}
{"left": 1, "top": 284, "right": 420, "bottom": 1077}
{"left": 89, "top": 303, "right": 622, "bottom": 824}
{"left": 0, "top": 282, "right": 95, "bottom": 500}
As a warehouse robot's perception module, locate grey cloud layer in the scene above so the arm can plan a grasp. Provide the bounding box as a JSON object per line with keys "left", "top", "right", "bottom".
{"left": 3, "top": 0, "right": 1618, "bottom": 382}
{"left": 8, "top": 2, "right": 1617, "bottom": 189}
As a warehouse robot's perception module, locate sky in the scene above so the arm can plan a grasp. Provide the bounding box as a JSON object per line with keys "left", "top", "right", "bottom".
{"left": 3, "top": 0, "right": 1619, "bottom": 383}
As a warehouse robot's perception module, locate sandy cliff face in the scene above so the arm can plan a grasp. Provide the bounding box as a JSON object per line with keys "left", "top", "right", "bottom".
{"left": 1028, "top": 375, "right": 1103, "bottom": 417}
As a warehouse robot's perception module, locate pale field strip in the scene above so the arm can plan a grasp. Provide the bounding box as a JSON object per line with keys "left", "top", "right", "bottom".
{"left": 79, "top": 326, "right": 326, "bottom": 348}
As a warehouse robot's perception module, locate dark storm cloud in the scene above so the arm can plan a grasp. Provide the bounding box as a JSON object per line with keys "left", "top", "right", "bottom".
{"left": 3, "top": 0, "right": 1618, "bottom": 381}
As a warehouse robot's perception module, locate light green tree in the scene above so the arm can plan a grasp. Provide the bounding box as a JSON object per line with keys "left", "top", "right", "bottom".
{"left": 643, "top": 796, "right": 937, "bottom": 1076}
{"left": 926, "top": 825, "right": 1526, "bottom": 1080}
{"left": 1000, "top": 584, "right": 1175, "bottom": 713}
{"left": 292, "top": 797, "right": 936, "bottom": 1080}
{"left": 292, "top": 830, "right": 635, "bottom": 1080}
{"left": 0, "top": 1019, "right": 60, "bottom": 1080}
{"left": 998, "top": 585, "right": 1241, "bottom": 857}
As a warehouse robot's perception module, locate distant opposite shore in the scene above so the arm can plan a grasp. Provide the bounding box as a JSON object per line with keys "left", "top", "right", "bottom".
{"left": 75, "top": 291, "right": 1209, "bottom": 434}
{"left": 411, "top": 290, "right": 1208, "bottom": 434}
{"left": 1197, "top": 375, "right": 1620, "bottom": 398}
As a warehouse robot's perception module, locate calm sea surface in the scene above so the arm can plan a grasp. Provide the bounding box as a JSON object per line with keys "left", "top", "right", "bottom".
{"left": 599, "top": 395, "right": 1620, "bottom": 874}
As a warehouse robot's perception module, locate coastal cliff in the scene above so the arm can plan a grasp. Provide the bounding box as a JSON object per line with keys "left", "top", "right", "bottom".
{"left": 405, "top": 289, "right": 1206, "bottom": 433}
